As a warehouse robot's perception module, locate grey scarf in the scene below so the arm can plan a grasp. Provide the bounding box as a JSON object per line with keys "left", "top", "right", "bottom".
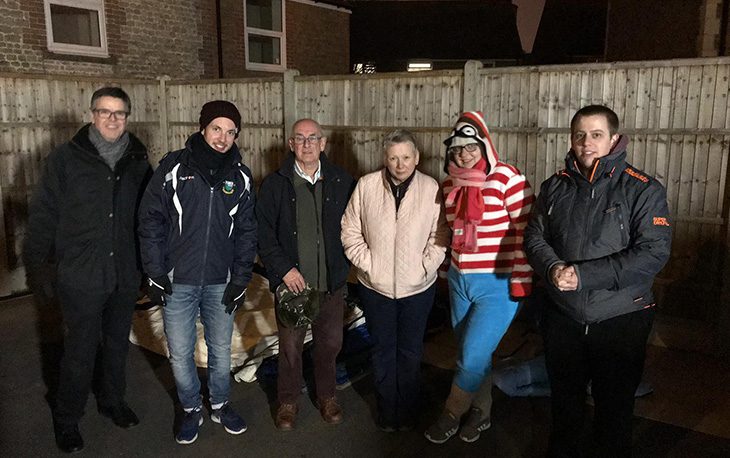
{"left": 88, "top": 125, "right": 130, "bottom": 169}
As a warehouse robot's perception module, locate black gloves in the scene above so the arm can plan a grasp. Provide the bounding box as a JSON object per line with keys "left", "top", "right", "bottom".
{"left": 222, "top": 282, "right": 246, "bottom": 315}
{"left": 147, "top": 275, "right": 172, "bottom": 306}
{"left": 146, "top": 276, "right": 244, "bottom": 313}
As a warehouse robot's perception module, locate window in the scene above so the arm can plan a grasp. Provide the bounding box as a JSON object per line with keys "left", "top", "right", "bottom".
{"left": 244, "top": 0, "right": 286, "bottom": 72}
{"left": 44, "top": 0, "right": 108, "bottom": 57}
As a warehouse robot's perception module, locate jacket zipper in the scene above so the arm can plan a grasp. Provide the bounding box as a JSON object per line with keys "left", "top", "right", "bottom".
{"left": 392, "top": 179, "right": 404, "bottom": 300}
{"left": 311, "top": 181, "right": 323, "bottom": 292}
{"left": 107, "top": 154, "right": 133, "bottom": 286}
{"left": 110, "top": 159, "right": 120, "bottom": 285}
{"left": 578, "top": 184, "right": 596, "bottom": 329}
{"left": 199, "top": 187, "right": 215, "bottom": 285}
{"left": 200, "top": 165, "right": 242, "bottom": 286}
{"left": 393, "top": 204, "right": 398, "bottom": 299}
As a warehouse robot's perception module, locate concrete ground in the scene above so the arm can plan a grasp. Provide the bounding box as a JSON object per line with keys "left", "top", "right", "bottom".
{"left": 1, "top": 294, "right": 729, "bottom": 457}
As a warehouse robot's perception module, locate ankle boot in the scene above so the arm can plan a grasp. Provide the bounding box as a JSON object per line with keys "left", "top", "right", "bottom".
{"left": 444, "top": 383, "right": 475, "bottom": 418}
{"left": 424, "top": 383, "right": 475, "bottom": 444}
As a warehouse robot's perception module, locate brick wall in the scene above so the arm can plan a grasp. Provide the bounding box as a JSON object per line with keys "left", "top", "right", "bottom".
{"left": 0, "top": 0, "right": 217, "bottom": 79}
{"left": 285, "top": 1, "right": 350, "bottom": 75}
{"left": 606, "top": 0, "right": 704, "bottom": 61}
{"left": 220, "top": 0, "right": 350, "bottom": 77}
{"left": 220, "top": 0, "right": 247, "bottom": 77}
{"left": 199, "top": 0, "right": 221, "bottom": 77}
{"left": 0, "top": 0, "right": 349, "bottom": 79}
{"left": 0, "top": 1, "right": 46, "bottom": 74}
{"left": 111, "top": 0, "right": 209, "bottom": 78}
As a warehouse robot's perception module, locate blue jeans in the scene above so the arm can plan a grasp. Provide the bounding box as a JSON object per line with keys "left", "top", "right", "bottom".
{"left": 448, "top": 267, "right": 519, "bottom": 392}
{"left": 163, "top": 283, "right": 233, "bottom": 410}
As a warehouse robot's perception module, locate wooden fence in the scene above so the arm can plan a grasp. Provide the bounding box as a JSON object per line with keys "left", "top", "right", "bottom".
{"left": 1, "top": 57, "right": 729, "bottom": 352}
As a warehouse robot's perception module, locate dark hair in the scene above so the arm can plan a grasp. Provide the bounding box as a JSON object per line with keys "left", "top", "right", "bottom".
{"left": 383, "top": 129, "right": 418, "bottom": 154}
{"left": 570, "top": 105, "right": 619, "bottom": 136}
{"left": 90, "top": 86, "right": 131, "bottom": 113}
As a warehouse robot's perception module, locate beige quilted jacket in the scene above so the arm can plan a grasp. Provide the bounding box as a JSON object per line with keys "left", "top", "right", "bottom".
{"left": 341, "top": 169, "right": 450, "bottom": 299}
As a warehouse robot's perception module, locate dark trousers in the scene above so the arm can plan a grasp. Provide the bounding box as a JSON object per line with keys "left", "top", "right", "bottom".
{"left": 276, "top": 287, "right": 345, "bottom": 404}
{"left": 359, "top": 283, "right": 436, "bottom": 427}
{"left": 541, "top": 306, "right": 655, "bottom": 458}
{"left": 54, "top": 285, "right": 137, "bottom": 427}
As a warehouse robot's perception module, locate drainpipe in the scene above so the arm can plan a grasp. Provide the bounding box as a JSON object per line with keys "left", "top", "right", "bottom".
{"left": 216, "top": 0, "right": 224, "bottom": 77}
{"left": 603, "top": 0, "right": 611, "bottom": 61}
{"left": 720, "top": 0, "right": 729, "bottom": 55}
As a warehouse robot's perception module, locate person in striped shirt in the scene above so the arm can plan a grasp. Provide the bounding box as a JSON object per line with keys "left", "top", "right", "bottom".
{"left": 425, "top": 111, "right": 534, "bottom": 444}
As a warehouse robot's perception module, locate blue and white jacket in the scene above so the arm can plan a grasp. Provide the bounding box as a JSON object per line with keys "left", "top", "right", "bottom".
{"left": 138, "top": 133, "right": 257, "bottom": 287}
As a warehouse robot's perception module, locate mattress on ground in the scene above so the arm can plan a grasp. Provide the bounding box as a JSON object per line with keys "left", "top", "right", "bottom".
{"left": 129, "top": 273, "right": 364, "bottom": 383}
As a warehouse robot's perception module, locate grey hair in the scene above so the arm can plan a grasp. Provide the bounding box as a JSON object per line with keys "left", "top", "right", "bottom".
{"left": 291, "top": 118, "right": 323, "bottom": 137}
{"left": 382, "top": 129, "right": 418, "bottom": 154}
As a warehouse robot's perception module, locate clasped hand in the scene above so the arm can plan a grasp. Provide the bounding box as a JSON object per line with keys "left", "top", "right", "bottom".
{"left": 550, "top": 264, "right": 578, "bottom": 292}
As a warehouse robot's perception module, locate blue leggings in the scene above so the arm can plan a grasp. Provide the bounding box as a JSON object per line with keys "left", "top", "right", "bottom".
{"left": 448, "top": 267, "right": 519, "bottom": 392}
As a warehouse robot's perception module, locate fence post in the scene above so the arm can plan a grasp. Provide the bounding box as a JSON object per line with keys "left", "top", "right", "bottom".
{"left": 462, "top": 60, "right": 483, "bottom": 112}
{"left": 157, "top": 75, "right": 170, "bottom": 155}
{"left": 283, "top": 69, "right": 300, "bottom": 138}
{"left": 719, "top": 166, "right": 730, "bottom": 358}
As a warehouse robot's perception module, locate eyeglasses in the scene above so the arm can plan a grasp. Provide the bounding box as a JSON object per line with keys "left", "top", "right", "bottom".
{"left": 447, "top": 143, "right": 480, "bottom": 156}
{"left": 292, "top": 134, "right": 321, "bottom": 145}
{"left": 93, "top": 109, "right": 129, "bottom": 120}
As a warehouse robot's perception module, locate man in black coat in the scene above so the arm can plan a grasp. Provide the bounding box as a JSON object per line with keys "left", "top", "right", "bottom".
{"left": 24, "top": 87, "right": 151, "bottom": 453}
{"left": 524, "top": 105, "right": 672, "bottom": 457}
{"left": 257, "top": 118, "right": 354, "bottom": 431}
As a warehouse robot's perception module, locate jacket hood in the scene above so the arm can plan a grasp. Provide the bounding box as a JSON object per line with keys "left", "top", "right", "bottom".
{"left": 566, "top": 134, "right": 629, "bottom": 181}
{"left": 443, "top": 111, "right": 499, "bottom": 173}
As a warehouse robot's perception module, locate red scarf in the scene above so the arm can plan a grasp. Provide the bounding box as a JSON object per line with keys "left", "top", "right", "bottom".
{"left": 445, "top": 158, "right": 488, "bottom": 252}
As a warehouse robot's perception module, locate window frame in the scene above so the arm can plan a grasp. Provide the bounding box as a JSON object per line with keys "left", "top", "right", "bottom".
{"left": 243, "top": 0, "right": 287, "bottom": 73}
{"left": 43, "top": 0, "right": 109, "bottom": 58}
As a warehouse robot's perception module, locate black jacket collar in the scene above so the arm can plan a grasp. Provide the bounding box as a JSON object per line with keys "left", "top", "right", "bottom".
{"left": 565, "top": 135, "right": 629, "bottom": 184}
{"left": 70, "top": 124, "right": 147, "bottom": 160}
{"left": 278, "top": 152, "right": 336, "bottom": 181}
{"left": 178, "top": 132, "right": 242, "bottom": 177}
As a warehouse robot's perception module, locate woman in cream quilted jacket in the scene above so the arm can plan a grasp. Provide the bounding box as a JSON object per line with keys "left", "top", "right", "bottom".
{"left": 341, "top": 129, "right": 450, "bottom": 432}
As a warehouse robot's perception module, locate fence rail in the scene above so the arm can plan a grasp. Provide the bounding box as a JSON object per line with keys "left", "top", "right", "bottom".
{"left": 1, "top": 57, "right": 730, "bottom": 352}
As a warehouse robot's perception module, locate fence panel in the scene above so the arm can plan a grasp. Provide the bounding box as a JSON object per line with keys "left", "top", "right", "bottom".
{"left": 474, "top": 59, "right": 730, "bottom": 322}
{"left": 1, "top": 58, "right": 730, "bottom": 337}
{"left": 163, "top": 78, "right": 286, "bottom": 181}
{"left": 295, "top": 72, "right": 463, "bottom": 178}
{"left": 0, "top": 75, "right": 160, "bottom": 297}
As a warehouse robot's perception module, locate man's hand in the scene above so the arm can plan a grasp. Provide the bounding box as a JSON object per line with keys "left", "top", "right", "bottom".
{"left": 549, "top": 264, "right": 578, "bottom": 292}
{"left": 282, "top": 268, "right": 306, "bottom": 294}
{"left": 222, "top": 283, "right": 246, "bottom": 315}
{"left": 147, "top": 275, "right": 172, "bottom": 306}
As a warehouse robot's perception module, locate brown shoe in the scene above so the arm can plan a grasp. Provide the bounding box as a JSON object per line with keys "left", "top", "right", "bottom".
{"left": 318, "top": 397, "right": 343, "bottom": 424}
{"left": 275, "top": 403, "right": 298, "bottom": 431}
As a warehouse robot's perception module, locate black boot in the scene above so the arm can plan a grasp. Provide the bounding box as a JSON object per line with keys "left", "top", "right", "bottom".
{"left": 54, "top": 424, "right": 84, "bottom": 453}
{"left": 98, "top": 403, "right": 139, "bottom": 429}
